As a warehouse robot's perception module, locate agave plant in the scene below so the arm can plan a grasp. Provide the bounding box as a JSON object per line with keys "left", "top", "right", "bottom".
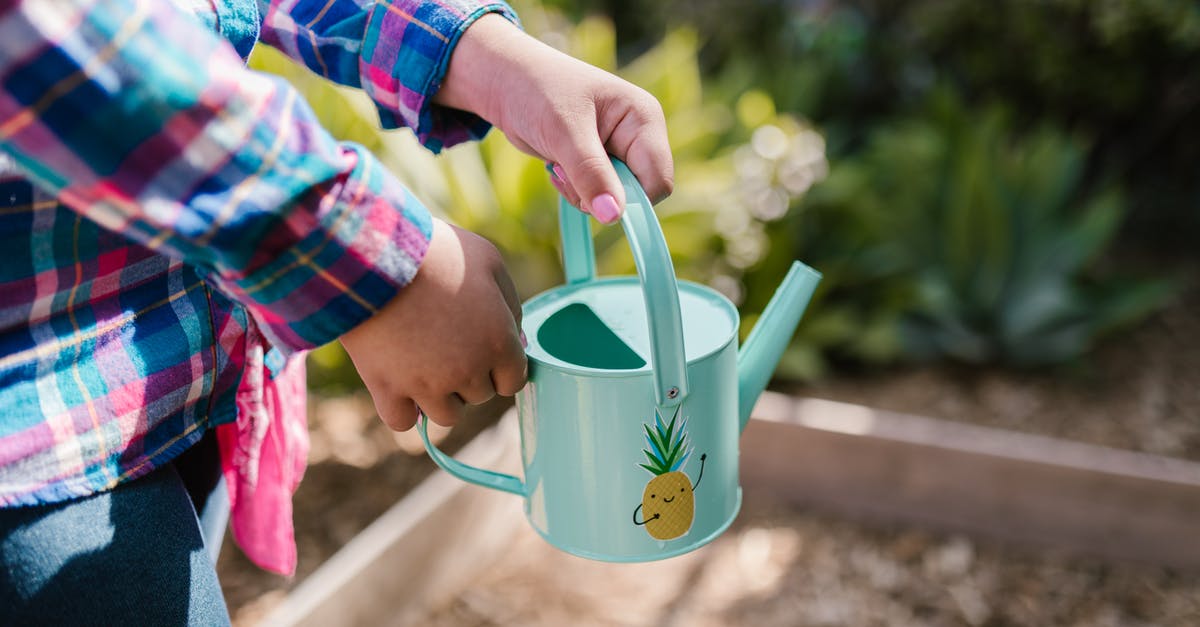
{"left": 786, "top": 87, "right": 1175, "bottom": 369}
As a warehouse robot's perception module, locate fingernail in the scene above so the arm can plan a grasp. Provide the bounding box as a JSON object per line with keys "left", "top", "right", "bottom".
{"left": 520, "top": 330, "right": 528, "bottom": 348}
{"left": 548, "top": 173, "right": 569, "bottom": 198}
{"left": 590, "top": 193, "right": 620, "bottom": 224}
{"left": 552, "top": 165, "right": 568, "bottom": 184}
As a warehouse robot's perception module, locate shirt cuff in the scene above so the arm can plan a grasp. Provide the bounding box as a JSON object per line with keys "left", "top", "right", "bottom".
{"left": 359, "top": 0, "right": 520, "bottom": 153}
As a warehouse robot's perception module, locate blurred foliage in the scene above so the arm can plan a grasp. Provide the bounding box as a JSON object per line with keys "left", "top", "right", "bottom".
{"left": 772, "top": 89, "right": 1175, "bottom": 373}
{"left": 550, "top": 0, "right": 1191, "bottom": 377}
{"left": 261, "top": 0, "right": 1188, "bottom": 389}
{"left": 564, "top": 0, "right": 1200, "bottom": 250}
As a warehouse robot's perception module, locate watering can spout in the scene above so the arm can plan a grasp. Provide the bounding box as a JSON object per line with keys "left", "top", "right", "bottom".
{"left": 737, "top": 261, "right": 821, "bottom": 431}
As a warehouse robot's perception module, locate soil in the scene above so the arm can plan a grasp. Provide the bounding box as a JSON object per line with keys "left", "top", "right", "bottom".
{"left": 217, "top": 263, "right": 1200, "bottom": 625}
{"left": 792, "top": 262, "right": 1200, "bottom": 462}
{"left": 421, "top": 499, "right": 1200, "bottom": 627}
{"left": 216, "top": 395, "right": 513, "bottom": 625}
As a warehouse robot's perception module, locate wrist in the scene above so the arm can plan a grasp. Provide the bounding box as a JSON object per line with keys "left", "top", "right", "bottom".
{"left": 435, "top": 12, "right": 526, "bottom": 123}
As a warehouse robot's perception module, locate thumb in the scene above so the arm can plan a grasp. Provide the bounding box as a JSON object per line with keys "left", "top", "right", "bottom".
{"left": 557, "top": 129, "right": 625, "bottom": 224}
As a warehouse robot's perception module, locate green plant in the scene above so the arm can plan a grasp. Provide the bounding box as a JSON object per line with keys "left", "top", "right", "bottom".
{"left": 784, "top": 88, "right": 1175, "bottom": 369}
{"left": 566, "top": 0, "right": 1200, "bottom": 252}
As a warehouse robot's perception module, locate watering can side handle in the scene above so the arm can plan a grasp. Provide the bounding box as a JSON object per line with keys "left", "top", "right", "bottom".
{"left": 560, "top": 196, "right": 596, "bottom": 285}
{"left": 417, "top": 414, "right": 526, "bottom": 497}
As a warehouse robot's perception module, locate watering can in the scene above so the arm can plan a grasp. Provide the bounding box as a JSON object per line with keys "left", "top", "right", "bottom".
{"left": 419, "top": 158, "right": 820, "bottom": 562}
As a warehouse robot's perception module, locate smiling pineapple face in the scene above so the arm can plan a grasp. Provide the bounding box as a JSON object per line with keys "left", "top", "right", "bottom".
{"left": 637, "top": 407, "right": 695, "bottom": 540}
{"left": 642, "top": 470, "right": 695, "bottom": 540}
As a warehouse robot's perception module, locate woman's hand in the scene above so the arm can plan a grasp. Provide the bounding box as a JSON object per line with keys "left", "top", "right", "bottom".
{"left": 436, "top": 14, "right": 674, "bottom": 223}
{"left": 339, "top": 219, "right": 527, "bottom": 430}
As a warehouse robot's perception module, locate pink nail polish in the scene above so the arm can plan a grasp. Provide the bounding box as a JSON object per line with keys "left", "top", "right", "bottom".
{"left": 552, "top": 165, "right": 568, "bottom": 184}
{"left": 590, "top": 193, "right": 620, "bottom": 224}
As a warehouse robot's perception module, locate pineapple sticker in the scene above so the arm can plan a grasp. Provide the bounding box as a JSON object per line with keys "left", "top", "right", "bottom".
{"left": 632, "top": 406, "right": 707, "bottom": 540}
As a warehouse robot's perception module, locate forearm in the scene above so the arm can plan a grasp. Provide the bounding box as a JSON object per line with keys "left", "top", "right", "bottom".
{"left": 432, "top": 12, "right": 528, "bottom": 123}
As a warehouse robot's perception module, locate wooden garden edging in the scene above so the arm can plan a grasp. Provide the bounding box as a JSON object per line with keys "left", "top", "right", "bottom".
{"left": 742, "top": 392, "right": 1200, "bottom": 569}
{"left": 263, "top": 392, "right": 1200, "bottom": 625}
{"left": 261, "top": 414, "right": 526, "bottom": 627}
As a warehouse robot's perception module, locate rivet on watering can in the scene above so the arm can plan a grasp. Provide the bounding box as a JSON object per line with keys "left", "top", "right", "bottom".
{"left": 667, "top": 387, "right": 679, "bottom": 399}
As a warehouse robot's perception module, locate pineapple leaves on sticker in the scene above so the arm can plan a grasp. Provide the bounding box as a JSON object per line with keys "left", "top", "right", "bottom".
{"left": 641, "top": 408, "right": 691, "bottom": 476}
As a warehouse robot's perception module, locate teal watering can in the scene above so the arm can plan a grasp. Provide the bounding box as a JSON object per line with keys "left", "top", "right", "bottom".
{"left": 420, "top": 158, "right": 821, "bottom": 562}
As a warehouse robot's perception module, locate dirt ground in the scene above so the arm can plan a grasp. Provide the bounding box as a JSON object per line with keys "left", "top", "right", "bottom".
{"left": 216, "top": 394, "right": 511, "bottom": 625}
{"left": 218, "top": 264, "right": 1200, "bottom": 625}
{"left": 420, "top": 498, "right": 1200, "bottom": 627}
{"left": 796, "top": 264, "right": 1200, "bottom": 463}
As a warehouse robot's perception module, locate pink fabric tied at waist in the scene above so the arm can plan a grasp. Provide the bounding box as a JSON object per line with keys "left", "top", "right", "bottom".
{"left": 217, "top": 318, "right": 309, "bottom": 576}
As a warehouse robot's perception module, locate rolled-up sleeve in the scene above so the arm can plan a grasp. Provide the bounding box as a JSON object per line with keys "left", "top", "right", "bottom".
{"left": 257, "top": 0, "right": 519, "bottom": 152}
{"left": 0, "top": 0, "right": 446, "bottom": 353}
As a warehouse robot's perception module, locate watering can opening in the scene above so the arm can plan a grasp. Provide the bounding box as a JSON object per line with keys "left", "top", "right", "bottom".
{"left": 537, "top": 302, "right": 647, "bottom": 370}
{"left": 523, "top": 278, "right": 741, "bottom": 376}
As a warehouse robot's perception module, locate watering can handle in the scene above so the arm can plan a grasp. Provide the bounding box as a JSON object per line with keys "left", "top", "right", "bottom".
{"left": 416, "top": 413, "right": 526, "bottom": 496}
{"left": 558, "top": 158, "right": 689, "bottom": 407}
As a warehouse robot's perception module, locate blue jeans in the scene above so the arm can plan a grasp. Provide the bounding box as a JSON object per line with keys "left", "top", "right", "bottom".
{"left": 0, "top": 433, "right": 231, "bottom": 625}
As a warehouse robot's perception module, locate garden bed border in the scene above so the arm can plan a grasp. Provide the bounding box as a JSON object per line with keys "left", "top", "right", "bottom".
{"left": 263, "top": 392, "right": 1200, "bottom": 625}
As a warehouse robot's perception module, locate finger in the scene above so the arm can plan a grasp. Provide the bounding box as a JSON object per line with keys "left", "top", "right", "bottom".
{"left": 556, "top": 124, "right": 625, "bottom": 224}
{"left": 420, "top": 394, "right": 468, "bottom": 428}
{"left": 376, "top": 395, "right": 420, "bottom": 432}
{"left": 491, "top": 347, "right": 528, "bottom": 397}
{"left": 457, "top": 374, "right": 497, "bottom": 406}
{"left": 606, "top": 98, "right": 674, "bottom": 203}
{"left": 547, "top": 163, "right": 582, "bottom": 210}
{"left": 492, "top": 262, "right": 523, "bottom": 327}
{"left": 489, "top": 266, "right": 528, "bottom": 396}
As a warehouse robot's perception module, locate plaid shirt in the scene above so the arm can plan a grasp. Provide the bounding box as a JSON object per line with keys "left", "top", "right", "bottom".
{"left": 0, "top": 0, "right": 516, "bottom": 508}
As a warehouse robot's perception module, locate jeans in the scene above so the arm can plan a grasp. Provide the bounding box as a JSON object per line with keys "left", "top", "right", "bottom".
{"left": 0, "top": 432, "right": 231, "bottom": 625}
